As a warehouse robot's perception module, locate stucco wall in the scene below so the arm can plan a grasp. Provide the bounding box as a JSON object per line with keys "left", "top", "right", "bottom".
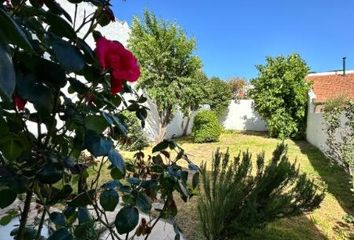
{"left": 306, "top": 92, "right": 348, "bottom": 152}
{"left": 222, "top": 100, "right": 267, "bottom": 131}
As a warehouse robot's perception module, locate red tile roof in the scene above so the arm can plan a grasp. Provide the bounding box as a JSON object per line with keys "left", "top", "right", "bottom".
{"left": 306, "top": 72, "right": 354, "bottom": 103}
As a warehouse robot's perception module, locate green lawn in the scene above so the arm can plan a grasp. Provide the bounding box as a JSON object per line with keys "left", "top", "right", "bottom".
{"left": 120, "top": 131, "right": 353, "bottom": 239}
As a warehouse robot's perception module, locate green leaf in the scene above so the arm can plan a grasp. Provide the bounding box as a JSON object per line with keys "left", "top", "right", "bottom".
{"left": 68, "top": 190, "right": 95, "bottom": 207}
{"left": 192, "top": 172, "right": 199, "bottom": 189}
{"left": 100, "top": 189, "right": 119, "bottom": 211}
{"left": 102, "top": 112, "right": 128, "bottom": 136}
{"left": 0, "top": 43, "right": 15, "bottom": 99}
{"left": 0, "top": 189, "right": 16, "bottom": 208}
{"left": 115, "top": 206, "right": 139, "bottom": 234}
{"left": 188, "top": 163, "right": 199, "bottom": 171}
{"left": 77, "top": 207, "right": 91, "bottom": 224}
{"left": 37, "top": 58, "right": 66, "bottom": 88}
{"left": 37, "top": 164, "right": 63, "bottom": 184}
{"left": 84, "top": 131, "right": 113, "bottom": 157}
{"left": 45, "top": 12, "right": 76, "bottom": 40}
{"left": 110, "top": 167, "right": 124, "bottom": 180}
{"left": 51, "top": 38, "right": 85, "bottom": 72}
{"left": 0, "top": 8, "right": 33, "bottom": 51}
{"left": 77, "top": 38, "right": 95, "bottom": 63}
{"left": 152, "top": 140, "right": 170, "bottom": 153}
{"left": 50, "top": 212, "right": 66, "bottom": 226}
{"left": 136, "top": 192, "right": 151, "bottom": 213}
{"left": 16, "top": 72, "right": 54, "bottom": 114}
{"left": 0, "top": 210, "right": 18, "bottom": 226}
{"left": 48, "top": 228, "right": 73, "bottom": 240}
{"left": 85, "top": 115, "right": 108, "bottom": 134}
{"left": 0, "top": 135, "right": 25, "bottom": 160}
{"left": 108, "top": 149, "right": 126, "bottom": 178}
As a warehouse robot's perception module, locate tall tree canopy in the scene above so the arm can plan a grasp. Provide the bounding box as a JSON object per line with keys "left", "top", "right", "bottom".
{"left": 129, "top": 11, "right": 202, "bottom": 141}
{"left": 204, "top": 77, "right": 232, "bottom": 118}
{"left": 250, "top": 54, "right": 310, "bottom": 139}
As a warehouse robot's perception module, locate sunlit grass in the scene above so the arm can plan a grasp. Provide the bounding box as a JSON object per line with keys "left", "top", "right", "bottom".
{"left": 98, "top": 131, "right": 353, "bottom": 239}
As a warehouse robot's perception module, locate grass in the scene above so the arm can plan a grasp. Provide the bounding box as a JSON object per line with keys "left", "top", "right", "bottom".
{"left": 104, "top": 131, "right": 353, "bottom": 239}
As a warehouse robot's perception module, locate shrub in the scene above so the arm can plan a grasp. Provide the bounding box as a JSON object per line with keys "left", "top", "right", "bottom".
{"left": 323, "top": 98, "right": 354, "bottom": 190}
{"left": 198, "top": 143, "right": 325, "bottom": 240}
{"left": 250, "top": 54, "right": 310, "bottom": 139}
{"left": 192, "top": 110, "right": 221, "bottom": 143}
{"left": 119, "top": 111, "right": 149, "bottom": 151}
{"left": 204, "top": 77, "right": 232, "bottom": 118}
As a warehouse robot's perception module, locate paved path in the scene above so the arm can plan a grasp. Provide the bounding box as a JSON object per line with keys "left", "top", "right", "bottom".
{"left": 0, "top": 201, "right": 185, "bottom": 240}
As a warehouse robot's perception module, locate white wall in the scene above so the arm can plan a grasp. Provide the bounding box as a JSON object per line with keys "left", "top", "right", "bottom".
{"left": 306, "top": 92, "right": 348, "bottom": 152}
{"left": 143, "top": 97, "right": 208, "bottom": 140}
{"left": 223, "top": 100, "right": 267, "bottom": 131}
{"left": 142, "top": 99, "right": 267, "bottom": 141}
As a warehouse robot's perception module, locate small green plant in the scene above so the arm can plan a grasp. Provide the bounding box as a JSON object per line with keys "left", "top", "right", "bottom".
{"left": 343, "top": 214, "right": 354, "bottom": 224}
{"left": 192, "top": 110, "right": 221, "bottom": 143}
{"left": 119, "top": 111, "right": 149, "bottom": 151}
{"left": 198, "top": 143, "right": 325, "bottom": 240}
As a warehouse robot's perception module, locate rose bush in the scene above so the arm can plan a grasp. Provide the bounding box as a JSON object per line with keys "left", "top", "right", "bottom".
{"left": 0, "top": 1, "right": 198, "bottom": 240}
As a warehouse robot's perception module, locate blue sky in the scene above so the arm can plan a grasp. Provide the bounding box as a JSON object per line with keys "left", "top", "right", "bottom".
{"left": 113, "top": 0, "right": 354, "bottom": 80}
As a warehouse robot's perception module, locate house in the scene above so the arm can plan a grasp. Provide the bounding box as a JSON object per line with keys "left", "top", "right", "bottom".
{"left": 306, "top": 70, "right": 354, "bottom": 152}
{"left": 306, "top": 70, "right": 354, "bottom": 112}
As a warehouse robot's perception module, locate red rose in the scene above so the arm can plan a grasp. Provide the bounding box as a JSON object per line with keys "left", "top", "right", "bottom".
{"left": 95, "top": 37, "right": 140, "bottom": 94}
{"left": 13, "top": 95, "right": 26, "bottom": 111}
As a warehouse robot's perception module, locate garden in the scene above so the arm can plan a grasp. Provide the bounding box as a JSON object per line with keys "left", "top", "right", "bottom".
{"left": 0, "top": 0, "right": 353, "bottom": 240}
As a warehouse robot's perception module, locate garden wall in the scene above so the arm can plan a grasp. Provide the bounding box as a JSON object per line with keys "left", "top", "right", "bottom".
{"left": 306, "top": 93, "right": 348, "bottom": 152}
{"left": 222, "top": 100, "right": 267, "bottom": 131}
{"left": 142, "top": 99, "right": 267, "bottom": 141}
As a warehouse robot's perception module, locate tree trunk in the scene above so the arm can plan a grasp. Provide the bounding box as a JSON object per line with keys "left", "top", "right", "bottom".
{"left": 156, "top": 123, "right": 167, "bottom": 143}
{"left": 155, "top": 108, "right": 172, "bottom": 143}
{"left": 182, "top": 117, "right": 191, "bottom": 136}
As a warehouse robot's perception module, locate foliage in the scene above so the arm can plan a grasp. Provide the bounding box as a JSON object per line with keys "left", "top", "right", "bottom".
{"left": 192, "top": 110, "right": 221, "bottom": 143}
{"left": 119, "top": 111, "right": 149, "bottom": 151}
{"left": 250, "top": 54, "right": 310, "bottom": 139}
{"left": 179, "top": 70, "right": 209, "bottom": 135}
{"left": 229, "top": 77, "right": 247, "bottom": 100}
{"left": 0, "top": 1, "right": 198, "bottom": 240}
{"left": 129, "top": 11, "right": 202, "bottom": 141}
{"left": 323, "top": 98, "right": 354, "bottom": 190}
{"left": 198, "top": 143, "right": 325, "bottom": 240}
{"left": 204, "top": 77, "right": 232, "bottom": 117}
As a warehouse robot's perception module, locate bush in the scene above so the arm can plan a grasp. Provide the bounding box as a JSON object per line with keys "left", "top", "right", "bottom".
{"left": 119, "top": 111, "right": 149, "bottom": 151}
{"left": 192, "top": 110, "right": 221, "bottom": 143}
{"left": 198, "top": 144, "right": 325, "bottom": 240}
{"left": 250, "top": 54, "right": 310, "bottom": 139}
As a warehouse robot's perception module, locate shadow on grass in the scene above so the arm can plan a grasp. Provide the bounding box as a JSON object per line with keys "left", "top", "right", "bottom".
{"left": 176, "top": 195, "right": 330, "bottom": 240}
{"left": 176, "top": 169, "right": 330, "bottom": 240}
{"left": 242, "top": 215, "right": 329, "bottom": 240}
{"left": 295, "top": 141, "right": 354, "bottom": 215}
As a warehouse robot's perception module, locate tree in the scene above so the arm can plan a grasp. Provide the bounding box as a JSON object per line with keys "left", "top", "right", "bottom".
{"left": 204, "top": 77, "right": 232, "bottom": 118}
{"left": 229, "top": 77, "right": 246, "bottom": 100}
{"left": 250, "top": 54, "right": 310, "bottom": 139}
{"left": 128, "top": 11, "right": 202, "bottom": 142}
{"left": 0, "top": 2, "right": 198, "bottom": 240}
{"left": 198, "top": 144, "right": 324, "bottom": 240}
{"left": 179, "top": 70, "right": 208, "bottom": 136}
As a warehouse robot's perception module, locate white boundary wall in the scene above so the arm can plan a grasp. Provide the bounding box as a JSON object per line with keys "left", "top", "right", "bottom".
{"left": 223, "top": 100, "right": 267, "bottom": 131}
{"left": 306, "top": 91, "right": 348, "bottom": 152}
{"left": 143, "top": 99, "right": 267, "bottom": 140}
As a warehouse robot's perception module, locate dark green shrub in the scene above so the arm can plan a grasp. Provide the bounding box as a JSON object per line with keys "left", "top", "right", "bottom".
{"left": 250, "top": 54, "right": 310, "bottom": 139}
{"left": 192, "top": 110, "right": 221, "bottom": 143}
{"left": 119, "top": 111, "right": 149, "bottom": 151}
{"left": 198, "top": 144, "right": 325, "bottom": 240}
